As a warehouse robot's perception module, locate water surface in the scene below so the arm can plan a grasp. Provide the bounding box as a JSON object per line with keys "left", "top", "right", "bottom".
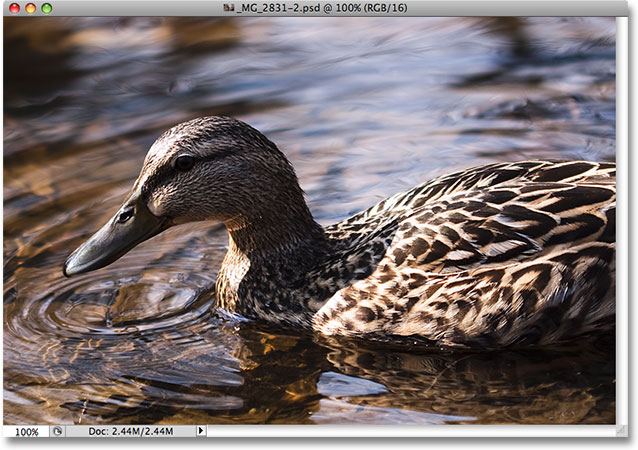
{"left": 4, "top": 17, "right": 616, "bottom": 425}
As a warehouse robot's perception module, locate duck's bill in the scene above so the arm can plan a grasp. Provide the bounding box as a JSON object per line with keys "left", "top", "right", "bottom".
{"left": 63, "top": 200, "right": 170, "bottom": 277}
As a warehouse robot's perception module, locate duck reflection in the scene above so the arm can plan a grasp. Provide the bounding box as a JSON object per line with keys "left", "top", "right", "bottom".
{"left": 46, "top": 319, "right": 613, "bottom": 425}
{"left": 315, "top": 333, "right": 615, "bottom": 424}
{"left": 216, "top": 324, "right": 615, "bottom": 424}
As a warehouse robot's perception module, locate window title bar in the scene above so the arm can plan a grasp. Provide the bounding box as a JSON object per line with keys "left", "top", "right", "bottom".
{"left": 3, "top": 1, "right": 630, "bottom": 17}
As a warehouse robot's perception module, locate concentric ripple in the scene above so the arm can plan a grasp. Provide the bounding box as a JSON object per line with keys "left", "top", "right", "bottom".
{"left": 5, "top": 241, "right": 228, "bottom": 359}
{"left": 4, "top": 235, "right": 248, "bottom": 423}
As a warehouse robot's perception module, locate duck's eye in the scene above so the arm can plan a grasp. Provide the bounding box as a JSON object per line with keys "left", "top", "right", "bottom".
{"left": 117, "top": 207, "right": 134, "bottom": 224}
{"left": 175, "top": 155, "right": 195, "bottom": 172}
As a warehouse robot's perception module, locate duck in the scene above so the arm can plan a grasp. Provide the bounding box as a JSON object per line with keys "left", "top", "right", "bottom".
{"left": 63, "top": 116, "right": 616, "bottom": 349}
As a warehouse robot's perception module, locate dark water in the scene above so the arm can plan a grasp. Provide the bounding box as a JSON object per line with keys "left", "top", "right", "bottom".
{"left": 3, "top": 17, "right": 616, "bottom": 425}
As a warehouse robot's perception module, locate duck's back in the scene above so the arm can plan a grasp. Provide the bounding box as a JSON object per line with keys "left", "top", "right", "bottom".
{"left": 312, "top": 160, "right": 616, "bottom": 348}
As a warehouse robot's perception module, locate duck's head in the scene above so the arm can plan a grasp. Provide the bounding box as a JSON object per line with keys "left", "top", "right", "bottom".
{"left": 63, "top": 116, "right": 310, "bottom": 277}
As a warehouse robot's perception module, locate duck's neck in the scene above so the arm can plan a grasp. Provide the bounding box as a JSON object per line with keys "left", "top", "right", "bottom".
{"left": 215, "top": 198, "right": 331, "bottom": 319}
{"left": 227, "top": 208, "right": 326, "bottom": 258}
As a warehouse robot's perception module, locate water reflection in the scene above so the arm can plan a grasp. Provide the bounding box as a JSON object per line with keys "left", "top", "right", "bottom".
{"left": 6, "top": 319, "right": 613, "bottom": 424}
{"left": 318, "top": 334, "right": 615, "bottom": 424}
{"left": 4, "top": 16, "right": 615, "bottom": 424}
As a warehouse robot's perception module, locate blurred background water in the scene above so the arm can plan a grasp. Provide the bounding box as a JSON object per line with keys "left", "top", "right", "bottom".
{"left": 3, "top": 17, "right": 615, "bottom": 425}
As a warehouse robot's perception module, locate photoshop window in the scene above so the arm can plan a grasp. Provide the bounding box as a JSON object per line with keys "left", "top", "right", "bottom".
{"left": 2, "top": 0, "right": 629, "bottom": 439}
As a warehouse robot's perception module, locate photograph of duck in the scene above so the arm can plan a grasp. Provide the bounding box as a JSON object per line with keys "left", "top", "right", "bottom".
{"left": 63, "top": 116, "right": 616, "bottom": 350}
{"left": 4, "top": 17, "right": 617, "bottom": 425}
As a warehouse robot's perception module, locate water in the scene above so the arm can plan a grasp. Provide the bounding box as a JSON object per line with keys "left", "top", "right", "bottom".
{"left": 3, "top": 17, "right": 616, "bottom": 425}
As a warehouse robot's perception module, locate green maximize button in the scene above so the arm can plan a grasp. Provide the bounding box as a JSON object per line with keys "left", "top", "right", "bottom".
{"left": 42, "top": 3, "right": 52, "bottom": 14}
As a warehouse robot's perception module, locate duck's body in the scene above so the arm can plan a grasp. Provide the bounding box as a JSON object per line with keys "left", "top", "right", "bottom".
{"left": 64, "top": 117, "right": 616, "bottom": 349}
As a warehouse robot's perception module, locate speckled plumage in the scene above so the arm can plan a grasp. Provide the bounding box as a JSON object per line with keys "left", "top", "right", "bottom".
{"left": 64, "top": 117, "right": 616, "bottom": 349}
{"left": 310, "top": 160, "right": 616, "bottom": 348}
